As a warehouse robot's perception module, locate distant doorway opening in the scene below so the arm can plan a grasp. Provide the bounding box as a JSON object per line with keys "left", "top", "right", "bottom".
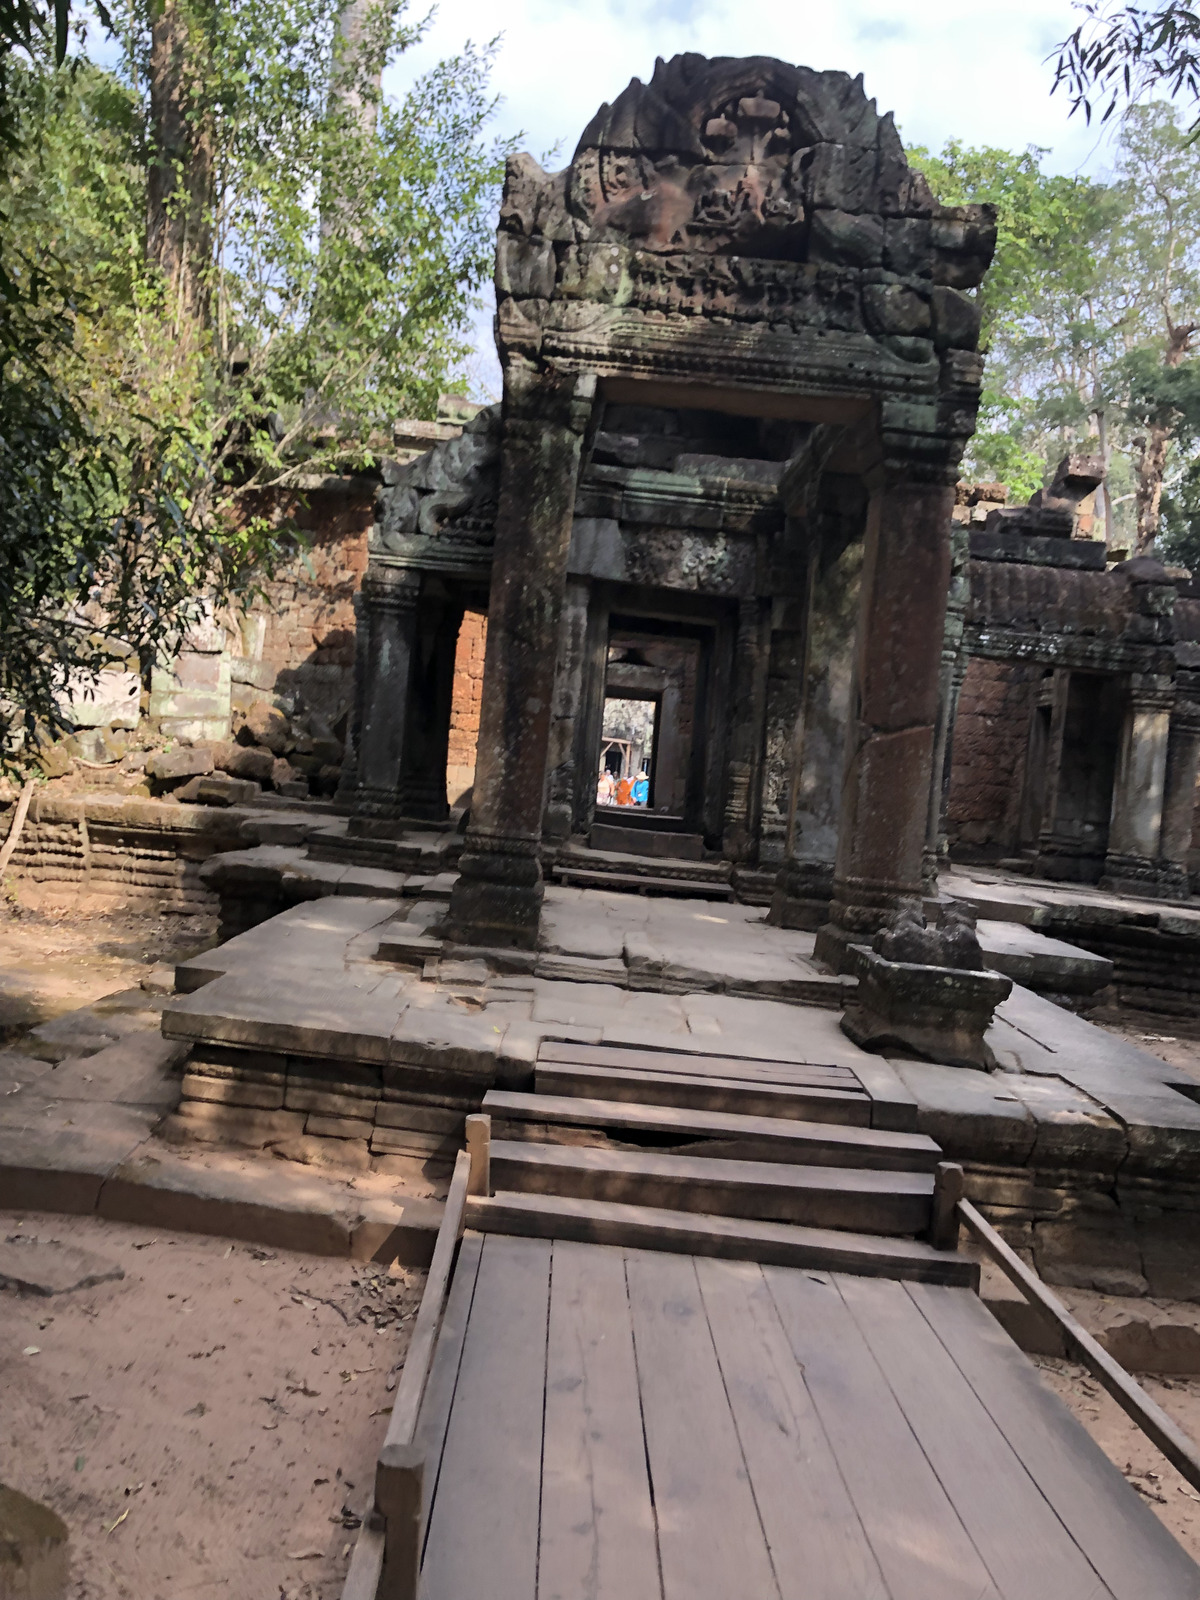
{"left": 598, "top": 693, "right": 659, "bottom": 809}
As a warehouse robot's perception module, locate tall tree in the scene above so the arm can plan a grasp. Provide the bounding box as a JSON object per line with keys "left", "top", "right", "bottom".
{"left": 908, "top": 139, "right": 1122, "bottom": 512}
{"left": 0, "top": 0, "right": 509, "bottom": 751}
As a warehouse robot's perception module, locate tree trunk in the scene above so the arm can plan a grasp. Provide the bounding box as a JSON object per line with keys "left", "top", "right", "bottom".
{"left": 1135, "top": 321, "right": 1197, "bottom": 554}
{"left": 147, "top": 0, "right": 213, "bottom": 336}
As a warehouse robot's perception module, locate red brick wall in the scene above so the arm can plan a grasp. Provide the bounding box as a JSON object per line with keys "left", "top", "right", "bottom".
{"left": 249, "top": 487, "right": 371, "bottom": 682}
{"left": 946, "top": 657, "right": 1039, "bottom": 854}
{"left": 447, "top": 610, "right": 487, "bottom": 803}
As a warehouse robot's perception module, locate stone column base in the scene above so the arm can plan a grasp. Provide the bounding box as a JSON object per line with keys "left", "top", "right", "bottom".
{"left": 443, "top": 830, "right": 544, "bottom": 949}
{"left": 767, "top": 860, "right": 833, "bottom": 931}
{"left": 1099, "top": 853, "right": 1191, "bottom": 902}
{"left": 840, "top": 950, "right": 1012, "bottom": 1071}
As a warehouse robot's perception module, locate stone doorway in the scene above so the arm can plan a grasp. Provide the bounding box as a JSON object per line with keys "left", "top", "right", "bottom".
{"left": 589, "top": 622, "right": 712, "bottom": 854}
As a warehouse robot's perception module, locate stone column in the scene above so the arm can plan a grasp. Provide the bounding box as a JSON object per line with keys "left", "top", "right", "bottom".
{"left": 445, "top": 368, "right": 596, "bottom": 948}
{"left": 1157, "top": 700, "right": 1200, "bottom": 897}
{"left": 344, "top": 563, "right": 420, "bottom": 817}
{"left": 817, "top": 466, "right": 954, "bottom": 961}
{"left": 922, "top": 523, "right": 969, "bottom": 893}
{"left": 723, "top": 597, "right": 772, "bottom": 864}
{"left": 1101, "top": 676, "right": 1173, "bottom": 895}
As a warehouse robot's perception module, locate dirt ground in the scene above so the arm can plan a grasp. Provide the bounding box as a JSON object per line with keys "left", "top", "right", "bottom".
{"left": 1101, "top": 1011, "right": 1200, "bottom": 1089}
{"left": 0, "top": 1210, "right": 423, "bottom": 1600}
{"left": 0, "top": 901, "right": 217, "bottom": 1038}
{"left": 7, "top": 899, "right": 1200, "bottom": 1582}
{"left": 1034, "top": 1357, "right": 1200, "bottom": 1560}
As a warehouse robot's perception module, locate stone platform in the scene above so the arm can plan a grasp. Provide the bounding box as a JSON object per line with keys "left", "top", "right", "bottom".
{"left": 949, "top": 865, "right": 1200, "bottom": 1016}
{"left": 155, "top": 887, "right": 1200, "bottom": 1299}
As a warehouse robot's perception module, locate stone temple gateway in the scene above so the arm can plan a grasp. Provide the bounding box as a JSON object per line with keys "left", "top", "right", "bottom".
{"left": 345, "top": 53, "right": 997, "bottom": 952}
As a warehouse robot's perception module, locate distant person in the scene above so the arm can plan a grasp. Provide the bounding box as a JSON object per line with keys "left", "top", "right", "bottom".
{"left": 616, "top": 774, "right": 634, "bottom": 805}
{"left": 597, "top": 769, "right": 616, "bottom": 806}
{"left": 632, "top": 769, "right": 649, "bottom": 806}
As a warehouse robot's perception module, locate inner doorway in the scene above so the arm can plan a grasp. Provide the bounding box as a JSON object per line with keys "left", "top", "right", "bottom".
{"left": 598, "top": 693, "right": 659, "bottom": 809}
{"left": 594, "top": 625, "right": 705, "bottom": 831}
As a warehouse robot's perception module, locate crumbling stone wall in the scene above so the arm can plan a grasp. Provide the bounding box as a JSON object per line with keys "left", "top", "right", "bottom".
{"left": 946, "top": 657, "right": 1040, "bottom": 854}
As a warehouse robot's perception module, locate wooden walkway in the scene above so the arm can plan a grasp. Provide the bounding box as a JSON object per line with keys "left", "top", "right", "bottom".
{"left": 413, "top": 1232, "right": 1200, "bottom": 1600}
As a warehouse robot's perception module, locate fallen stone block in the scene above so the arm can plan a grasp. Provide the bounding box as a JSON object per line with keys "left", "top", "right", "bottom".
{"left": 238, "top": 702, "right": 290, "bottom": 754}
{"left": 146, "top": 747, "right": 214, "bottom": 783}
{"left": 192, "top": 775, "right": 261, "bottom": 807}
{"left": 218, "top": 744, "right": 275, "bottom": 784}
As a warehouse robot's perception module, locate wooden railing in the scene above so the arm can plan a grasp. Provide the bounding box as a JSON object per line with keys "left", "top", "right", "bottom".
{"left": 959, "top": 1196, "right": 1200, "bottom": 1495}
{"left": 340, "top": 1134, "right": 479, "bottom": 1600}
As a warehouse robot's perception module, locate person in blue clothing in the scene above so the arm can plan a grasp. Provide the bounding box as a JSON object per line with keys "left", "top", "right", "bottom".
{"left": 631, "top": 769, "right": 649, "bottom": 806}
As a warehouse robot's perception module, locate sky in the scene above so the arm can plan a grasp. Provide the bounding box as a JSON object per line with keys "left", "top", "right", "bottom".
{"left": 383, "top": 0, "right": 1120, "bottom": 394}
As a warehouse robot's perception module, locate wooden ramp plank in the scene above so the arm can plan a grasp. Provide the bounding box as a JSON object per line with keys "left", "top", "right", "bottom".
{"left": 906, "top": 1280, "right": 1200, "bottom": 1600}
{"left": 419, "top": 1234, "right": 550, "bottom": 1600}
{"left": 536, "top": 1059, "right": 872, "bottom": 1125}
{"left": 695, "top": 1257, "right": 889, "bottom": 1600}
{"left": 764, "top": 1267, "right": 1002, "bottom": 1600}
{"left": 538, "top": 1241, "right": 662, "bottom": 1600}
{"left": 838, "top": 1274, "right": 1114, "bottom": 1600}
{"left": 624, "top": 1248, "right": 781, "bottom": 1600}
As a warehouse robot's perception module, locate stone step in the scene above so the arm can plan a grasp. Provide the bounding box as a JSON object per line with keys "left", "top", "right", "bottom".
{"left": 534, "top": 1058, "right": 871, "bottom": 1124}
{"left": 552, "top": 866, "right": 736, "bottom": 900}
{"left": 482, "top": 1089, "right": 939, "bottom": 1170}
{"left": 558, "top": 843, "right": 733, "bottom": 882}
{"left": 590, "top": 822, "right": 705, "bottom": 860}
{"left": 487, "top": 1138, "right": 934, "bottom": 1236}
{"left": 465, "top": 1192, "right": 974, "bottom": 1285}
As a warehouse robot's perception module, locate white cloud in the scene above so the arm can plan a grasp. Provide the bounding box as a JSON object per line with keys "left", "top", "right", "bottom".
{"left": 383, "top": 0, "right": 1124, "bottom": 392}
{"left": 388, "top": 0, "right": 1114, "bottom": 177}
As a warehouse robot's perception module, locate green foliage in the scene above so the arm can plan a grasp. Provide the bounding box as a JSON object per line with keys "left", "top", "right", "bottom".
{"left": 909, "top": 105, "right": 1200, "bottom": 548}
{"left": 1054, "top": 4, "right": 1200, "bottom": 131}
{"left": 1158, "top": 455, "right": 1200, "bottom": 566}
{"left": 0, "top": 0, "right": 509, "bottom": 750}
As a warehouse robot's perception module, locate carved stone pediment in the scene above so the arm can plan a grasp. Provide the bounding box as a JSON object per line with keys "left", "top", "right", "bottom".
{"left": 372, "top": 405, "right": 501, "bottom": 573}
{"left": 495, "top": 55, "right": 996, "bottom": 474}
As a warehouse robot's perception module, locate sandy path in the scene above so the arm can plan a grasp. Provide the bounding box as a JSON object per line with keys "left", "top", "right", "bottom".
{"left": 0, "top": 1210, "right": 422, "bottom": 1600}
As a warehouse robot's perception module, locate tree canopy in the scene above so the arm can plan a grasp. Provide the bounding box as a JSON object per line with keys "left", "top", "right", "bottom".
{"left": 911, "top": 103, "right": 1200, "bottom": 560}
{"left": 0, "top": 0, "right": 509, "bottom": 755}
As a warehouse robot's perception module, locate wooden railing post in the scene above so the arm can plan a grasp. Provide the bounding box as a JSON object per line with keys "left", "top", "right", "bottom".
{"left": 465, "top": 1112, "right": 491, "bottom": 1198}
{"left": 375, "top": 1444, "right": 425, "bottom": 1600}
{"left": 929, "top": 1161, "right": 964, "bottom": 1250}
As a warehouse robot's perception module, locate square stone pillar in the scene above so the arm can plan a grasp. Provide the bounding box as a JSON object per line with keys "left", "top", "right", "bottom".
{"left": 341, "top": 563, "right": 421, "bottom": 817}
{"left": 923, "top": 523, "right": 969, "bottom": 893}
{"left": 1155, "top": 700, "right": 1200, "bottom": 897}
{"left": 445, "top": 368, "right": 595, "bottom": 948}
{"left": 1101, "top": 678, "right": 1173, "bottom": 896}
{"left": 817, "top": 468, "right": 954, "bottom": 958}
